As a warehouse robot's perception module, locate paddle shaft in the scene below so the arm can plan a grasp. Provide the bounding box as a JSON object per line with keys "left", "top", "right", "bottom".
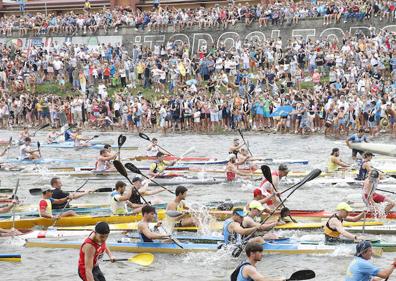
{"left": 51, "top": 179, "right": 89, "bottom": 227}
{"left": 33, "top": 124, "right": 50, "bottom": 136}
{"left": 238, "top": 129, "right": 253, "bottom": 156}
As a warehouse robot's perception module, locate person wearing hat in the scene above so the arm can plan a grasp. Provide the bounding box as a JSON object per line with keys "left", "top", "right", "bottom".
{"left": 94, "top": 148, "right": 117, "bottom": 172}
{"left": 323, "top": 202, "right": 366, "bottom": 242}
{"left": 346, "top": 128, "right": 368, "bottom": 160}
{"left": 78, "top": 221, "right": 115, "bottom": 281}
{"left": 363, "top": 169, "right": 395, "bottom": 214}
{"left": 149, "top": 151, "right": 177, "bottom": 177}
{"left": 327, "top": 148, "right": 350, "bottom": 173}
{"left": 229, "top": 138, "right": 244, "bottom": 157}
{"left": 249, "top": 189, "right": 277, "bottom": 215}
{"left": 355, "top": 152, "right": 375, "bottom": 181}
{"left": 38, "top": 188, "right": 77, "bottom": 218}
{"left": 241, "top": 201, "right": 279, "bottom": 241}
{"left": 110, "top": 181, "right": 142, "bottom": 215}
{"left": 258, "top": 164, "right": 289, "bottom": 209}
{"left": 129, "top": 176, "right": 165, "bottom": 206}
{"left": 19, "top": 137, "right": 41, "bottom": 160}
{"left": 223, "top": 208, "right": 264, "bottom": 245}
{"left": 137, "top": 205, "right": 171, "bottom": 243}
{"left": 225, "top": 153, "right": 252, "bottom": 182}
{"left": 345, "top": 240, "right": 396, "bottom": 281}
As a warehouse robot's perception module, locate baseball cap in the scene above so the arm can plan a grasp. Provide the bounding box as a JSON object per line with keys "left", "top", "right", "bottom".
{"left": 228, "top": 154, "right": 236, "bottom": 160}
{"left": 253, "top": 188, "right": 263, "bottom": 197}
{"left": 42, "top": 187, "right": 55, "bottom": 194}
{"left": 336, "top": 202, "right": 353, "bottom": 212}
{"left": 233, "top": 208, "right": 247, "bottom": 217}
{"left": 278, "top": 164, "right": 289, "bottom": 172}
{"left": 249, "top": 200, "right": 264, "bottom": 211}
{"left": 355, "top": 240, "right": 372, "bottom": 257}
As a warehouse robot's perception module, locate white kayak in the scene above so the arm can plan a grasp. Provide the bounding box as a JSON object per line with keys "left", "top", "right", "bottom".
{"left": 350, "top": 142, "right": 396, "bottom": 157}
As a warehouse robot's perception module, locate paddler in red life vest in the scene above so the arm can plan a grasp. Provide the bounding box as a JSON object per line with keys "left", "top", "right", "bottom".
{"left": 226, "top": 154, "right": 253, "bottom": 182}
{"left": 95, "top": 148, "right": 117, "bottom": 171}
{"left": 78, "top": 222, "right": 115, "bottom": 281}
{"left": 258, "top": 164, "right": 289, "bottom": 208}
{"left": 241, "top": 200, "right": 279, "bottom": 241}
{"left": 149, "top": 151, "right": 177, "bottom": 177}
{"left": 38, "top": 188, "right": 77, "bottom": 218}
{"left": 323, "top": 202, "right": 366, "bottom": 243}
{"left": 363, "top": 169, "right": 395, "bottom": 214}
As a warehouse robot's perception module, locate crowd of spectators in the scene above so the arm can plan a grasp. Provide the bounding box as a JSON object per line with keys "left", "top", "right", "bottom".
{"left": 0, "top": 2, "right": 395, "bottom": 137}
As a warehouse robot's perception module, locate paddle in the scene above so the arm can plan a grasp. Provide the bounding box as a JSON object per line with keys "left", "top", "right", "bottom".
{"left": 50, "top": 179, "right": 90, "bottom": 228}
{"left": 11, "top": 179, "right": 19, "bottom": 238}
{"left": 139, "top": 133, "right": 174, "bottom": 156}
{"left": 232, "top": 169, "right": 322, "bottom": 257}
{"left": 237, "top": 129, "right": 253, "bottom": 156}
{"left": 286, "top": 270, "right": 315, "bottom": 281}
{"left": 261, "top": 165, "right": 297, "bottom": 223}
{"left": 117, "top": 134, "right": 126, "bottom": 160}
{"left": 0, "top": 188, "right": 13, "bottom": 194}
{"left": 29, "top": 188, "right": 44, "bottom": 196}
{"left": 376, "top": 188, "right": 396, "bottom": 195}
{"left": 33, "top": 124, "right": 50, "bottom": 136}
{"left": 37, "top": 141, "right": 42, "bottom": 158}
{"left": 124, "top": 163, "right": 174, "bottom": 194}
{"left": 113, "top": 160, "right": 184, "bottom": 249}
{"left": 103, "top": 253, "right": 154, "bottom": 266}
{"left": 1, "top": 137, "right": 12, "bottom": 156}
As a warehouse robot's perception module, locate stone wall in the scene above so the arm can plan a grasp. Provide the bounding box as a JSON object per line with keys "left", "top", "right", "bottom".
{"left": 0, "top": 18, "right": 395, "bottom": 57}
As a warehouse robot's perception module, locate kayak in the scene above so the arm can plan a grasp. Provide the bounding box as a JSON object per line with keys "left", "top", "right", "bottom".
{"left": 129, "top": 156, "right": 214, "bottom": 162}
{"left": 171, "top": 159, "right": 309, "bottom": 166}
{"left": 0, "top": 210, "right": 167, "bottom": 229}
{"left": 345, "top": 225, "right": 396, "bottom": 235}
{"left": 47, "top": 166, "right": 191, "bottom": 172}
{"left": 23, "top": 171, "right": 187, "bottom": 178}
{"left": 39, "top": 142, "right": 137, "bottom": 150}
{"left": 10, "top": 229, "right": 113, "bottom": 239}
{"left": 0, "top": 254, "right": 21, "bottom": 262}
{"left": 24, "top": 239, "right": 383, "bottom": 255}
{"left": 58, "top": 220, "right": 383, "bottom": 232}
{"left": 350, "top": 142, "right": 396, "bottom": 157}
{"left": 0, "top": 206, "right": 110, "bottom": 219}
{"left": 2, "top": 158, "right": 87, "bottom": 164}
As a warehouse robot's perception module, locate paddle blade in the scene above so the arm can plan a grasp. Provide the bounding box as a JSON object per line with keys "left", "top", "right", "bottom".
{"left": 93, "top": 135, "right": 99, "bottom": 139}
{"left": 125, "top": 163, "right": 143, "bottom": 175}
{"left": 128, "top": 253, "right": 154, "bottom": 266}
{"left": 29, "top": 188, "right": 43, "bottom": 196}
{"left": 305, "top": 169, "right": 322, "bottom": 182}
{"left": 287, "top": 270, "right": 315, "bottom": 280}
{"left": 139, "top": 133, "right": 150, "bottom": 141}
{"left": 261, "top": 165, "right": 273, "bottom": 185}
{"left": 113, "top": 160, "right": 128, "bottom": 178}
{"left": 166, "top": 210, "right": 183, "bottom": 217}
{"left": 94, "top": 187, "right": 113, "bottom": 193}
{"left": 118, "top": 135, "right": 123, "bottom": 147}
{"left": 37, "top": 141, "right": 41, "bottom": 149}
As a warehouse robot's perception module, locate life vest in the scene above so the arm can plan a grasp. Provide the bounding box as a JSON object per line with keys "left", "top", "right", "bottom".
{"left": 327, "top": 156, "right": 339, "bottom": 173}
{"left": 356, "top": 160, "right": 369, "bottom": 181}
{"left": 78, "top": 233, "right": 107, "bottom": 280}
{"left": 230, "top": 261, "right": 252, "bottom": 281}
{"left": 323, "top": 214, "right": 343, "bottom": 238}
{"left": 223, "top": 218, "right": 241, "bottom": 245}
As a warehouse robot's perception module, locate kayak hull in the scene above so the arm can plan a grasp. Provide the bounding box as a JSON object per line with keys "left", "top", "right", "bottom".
{"left": 0, "top": 254, "right": 21, "bottom": 262}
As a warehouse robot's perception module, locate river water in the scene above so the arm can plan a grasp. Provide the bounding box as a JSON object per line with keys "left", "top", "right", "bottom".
{"left": 0, "top": 130, "right": 396, "bottom": 281}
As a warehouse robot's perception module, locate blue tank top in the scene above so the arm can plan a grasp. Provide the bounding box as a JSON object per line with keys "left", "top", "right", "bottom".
{"left": 356, "top": 160, "right": 368, "bottom": 181}
{"left": 139, "top": 232, "right": 153, "bottom": 242}
{"left": 64, "top": 130, "right": 72, "bottom": 141}
{"left": 223, "top": 219, "right": 241, "bottom": 244}
{"left": 237, "top": 264, "right": 253, "bottom": 281}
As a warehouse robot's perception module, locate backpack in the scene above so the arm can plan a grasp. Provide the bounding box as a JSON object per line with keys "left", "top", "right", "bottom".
{"left": 230, "top": 262, "right": 251, "bottom": 281}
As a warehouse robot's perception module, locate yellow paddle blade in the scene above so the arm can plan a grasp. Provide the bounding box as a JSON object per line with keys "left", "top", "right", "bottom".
{"left": 128, "top": 253, "right": 154, "bottom": 266}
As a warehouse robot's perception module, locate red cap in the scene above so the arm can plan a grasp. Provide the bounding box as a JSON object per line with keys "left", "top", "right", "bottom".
{"left": 253, "top": 189, "right": 262, "bottom": 197}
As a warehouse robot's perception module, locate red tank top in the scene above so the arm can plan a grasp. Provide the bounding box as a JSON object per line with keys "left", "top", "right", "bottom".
{"left": 226, "top": 171, "right": 236, "bottom": 182}
{"left": 78, "top": 234, "right": 107, "bottom": 281}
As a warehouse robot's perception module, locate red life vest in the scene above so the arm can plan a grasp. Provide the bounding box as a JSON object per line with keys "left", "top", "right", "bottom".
{"left": 226, "top": 171, "right": 236, "bottom": 182}
{"left": 78, "top": 233, "right": 107, "bottom": 281}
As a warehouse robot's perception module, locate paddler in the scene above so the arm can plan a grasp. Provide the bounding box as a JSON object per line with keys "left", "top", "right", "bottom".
{"left": 355, "top": 152, "right": 374, "bottom": 181}
{"left": 346, "top": 128, "right": 368, "bottom": 160}
{"left": 223, "top": 208, "right": 268, "bottom": 245}
{"left": 258, "top": 164, "right": 289, "bottom": 209}
{"left": 226, "top": 154, "right": 253, "bottom": 182}
{"left": 237, "top": 148, "right": 258, "bottom": 172}
{"left": 19, "top": 137, "right": 40, "bottom": 160}
{"left": 0, "top": 199, "right": 18, "bottom": 214}
{"left": 327, "top": 148, "right": 350, "bottom": 173}
{"left": 229, "top": 138, "right": 244, "bottom": 157}
{"left": 110, "top": 181, "right": 142, "bottom": 215}
{"left": 95, "top": 149, "right": 117, "bottom": 171}
{"left": 18, "top": 126, "right": 32, "bottom": 144}
{"left": 39, "top": 188, "right": 77, "bottom": 218}
{"left": 345, "top": 240, "right": 396, "bottom": 281}
{"left": 363, "top": 169, "right": 395, "bottom": 214}
{"left": 149, "top": 151, "right": 177, "bottom": 177}
{"left": 323, "top": 202, "right": 366, "bottom": 242}
{"left": 166, "top": 186, "right": 198, "bottom": 227}
{"left": 50, "top": 177, "right": 90, "bottom": 210}
{"left": 137, "top": 205, "right": 170, "bottom": 242}
{"left": 129, "top": 177, "right": 165, "bottom": 206}
{"left": 248, "top": 189, "right": 276, "bottom": 215}
{"left": 72, "top": 128, "right": 92, "bottom": 147}
{"left": 78, "top": 222, "right": 115, "bottom": 281}
{"left": 146, "top": 138, "right": 160, "bottom": 157}
{"left": 231, "top": 242, "right": 284, "bottom": 281}
{"left": 241, "top": 201, "right": 278, "bottom": 241}
{"left": 64, "top": 125, "right": 74, "bottom": 142}
{"left": 47, "top": 129, "right": 62, "bottom": 144}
